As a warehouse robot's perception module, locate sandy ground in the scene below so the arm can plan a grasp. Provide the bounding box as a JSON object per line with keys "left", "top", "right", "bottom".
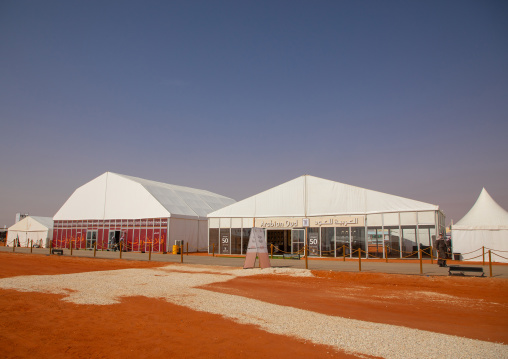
{"left": 0, "top": 252, "right": 507, "bottom": 358}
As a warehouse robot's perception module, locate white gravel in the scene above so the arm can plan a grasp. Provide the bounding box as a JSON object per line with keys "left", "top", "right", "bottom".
{"left": 0, "top": 264, "right": 506, "bottom": 359}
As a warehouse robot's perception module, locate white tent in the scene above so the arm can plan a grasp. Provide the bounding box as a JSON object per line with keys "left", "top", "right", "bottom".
{"left": 452, "top": 188, "right": 508, "bottom": 263}
{"left": 7, "top": 216, "right": 53, "bottom": 248}
{"left": 54, "top": 172, "right": 235, "bottom": 251}
{"left": 208, "top": 175, "right": 440, "bottom": 218}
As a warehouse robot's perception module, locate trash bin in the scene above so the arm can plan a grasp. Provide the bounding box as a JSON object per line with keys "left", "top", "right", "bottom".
{"left": 453, "top": 253, "right": 461, "bottom": 261}
{"left": 172, "top": 245, "right": 180, "bottom": 255}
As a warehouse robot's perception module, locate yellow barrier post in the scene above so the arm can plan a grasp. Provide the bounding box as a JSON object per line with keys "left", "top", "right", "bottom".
{"left": 305, "top": 245, "right": 308, "bottom": 270}
{"left": 419, "top": 249, "right": 423, "bottom": 275}
{"left": 30, "top": 240, "right": 33, "bottom": 254}
{"left": 343, "top": 245, "right": 346, "bottom": 262}
{"left": 119, "top": 241, "right": 122, "bottom": 259}
{"left": 149, "top": 243, "right": 152, "bottom": 261}
{"left": 271, "top": 244, "right": 273, "bottom": 259}
{"left": 212, "top": 243, "right": 215, "bottom": 257}
{"left": 430, "top": 246, "right": 433, "bottom": 264}
{"left": 358, "top": 249, "right": 362, "bottom": 272}
{"left": 489, "top": 250, "right": 492, "bottom": 277}
{"left": 482, "top": 246, "right": 485, "bottom": 266}
{"left": 94, "top": 241, "right": 97, "bottom": 257}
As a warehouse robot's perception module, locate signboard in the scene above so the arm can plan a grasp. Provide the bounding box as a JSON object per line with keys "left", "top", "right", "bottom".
{"left": 243, "top": 227, "right": 271, "bottom": 269}
{"left": 220, "top": 230, "right": 230, "bottom": 254}
{"left": 254, "top": 216, "right": 364, "bottom": 228}
{"left": 308, "top": 231, "right": 319, "bottom": 256}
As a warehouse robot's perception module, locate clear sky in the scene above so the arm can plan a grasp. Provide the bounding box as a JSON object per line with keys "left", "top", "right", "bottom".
{"left": 1, "top": 0, "right": 507, "bottom": 227}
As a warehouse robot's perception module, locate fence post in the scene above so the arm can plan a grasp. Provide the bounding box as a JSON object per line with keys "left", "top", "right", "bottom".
{"left": 94, "top": 241, "right": 97, "bottom": 257}
{"left": 30, "top": 240, "right": 33, "bottom": 254}
{"left": 305, "top": 245, "right": 308, "bottom": 270}
{"left": 489, "top": 250, "right": 492, "bottom": 277}
{"left": 149, "top": 243, "right": 152, "bottom": 261}
{"left": 385, "top": 246, "right": 388, "bottom": 263}
{"left": 430, "top": 245, "right": 433, "bottom": 264}
{"left": 71, "top": 240, "right": 73, "bottom": 256}
{"left": 483, "top": 246, "right": 485, "bottom": 266}
{"left": 358, "top": 249, "right": 362, "bottom": 272}
{"left": 49, "top": 240, "right": 52, "bottom": 255}
{"left": 212, "top": 243, "right": 215, "bottom": 257}
{"left": 419, "top": 249, "right": 423, "bottom": 274}
{"left": 271, "top": 243, "right": 273, "bottom": 259}
{"left": 186, "top": 242, "right": 189, "bottom": 256}
{"left": 180, "top": 242, "right": 184, "bottom": 263}
{"left": 342, "top": 244, "right": 345, "bottom": 262}
{"left": 119, "top": 241, "right": 122, "bottom": 259}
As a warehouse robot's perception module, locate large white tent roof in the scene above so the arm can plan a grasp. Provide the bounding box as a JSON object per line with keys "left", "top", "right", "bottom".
{"left": 9, "top": 216, "right": 53, "bottom": 232}
{"left": 208, "top": 175, "right": 439, "bottom": 218}
{"left": 454, "top": 188, "right": 508, "bottom": 230}
{"left": 54, "top": 172, "right": 236, "bottom": 220}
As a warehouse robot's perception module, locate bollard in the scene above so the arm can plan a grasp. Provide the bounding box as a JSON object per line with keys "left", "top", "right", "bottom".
{"left": 343, "top": 244, "right": 346, "bottom": 262}
{"left": 212, "top": 243, "right": 215, "bottom": 257}
{"left": 30, "top": 240, "right": 33, "bottom": 254}
{"left": 149, "top": 243, "right": 152, "bottom": 261}
{"left": 186, "top": 242, "right": 189, "bottom": 256}
{"left": 271, "top": 244, "right": 273, "bottom": 259}
{"left": 358, "top": 249, "right": 362, "bottom": 272}
{"left": 483, "top": 246, "right": 485, "bottom": 266}
{"left": 419, "top": 249, "right": 423, "bottom": 275}
{"left": 489, "top": 250, "right": 492, "bottom": 277}
{"left": 49, "top": 240, "right": 52, "bottom": 255}
{"left": 430, "top": 245, "right": 433, "bottom": 264}
{"left": 119, "top": 241, "right": 122, "bottom": 259}
{"left": 385, "top": 246, "right": 388, "bottom": 263}
{"left": 305, "top": 245, "right": 308, "bottom": 270}
{"left": 94, "top": 241, "right": 97, "bottom": 257}
{"left": 180, "top": 243, "right": 183, "bottom": 263}
{"left": 71, "top": 241, "right": 73, "bottom": 256}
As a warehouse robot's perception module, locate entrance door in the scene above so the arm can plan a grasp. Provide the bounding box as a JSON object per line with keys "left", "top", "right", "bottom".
{"left": 266, "top": 230, "right": 290, "bottom": 254}
{"left": 291, "top": 229, "right": 305, "bottom": 255}
{"left": 108, "top": 230, "right": 120, "bottom": 250}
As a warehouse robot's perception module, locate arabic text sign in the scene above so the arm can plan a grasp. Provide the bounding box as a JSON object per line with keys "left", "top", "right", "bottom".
{"left": 311, "top": 216, "right": 364, "bottom": 227}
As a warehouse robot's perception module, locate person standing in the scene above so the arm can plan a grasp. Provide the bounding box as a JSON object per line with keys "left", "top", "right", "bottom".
{"left": 436, "top": 234, "right": 448, "bottom": 267}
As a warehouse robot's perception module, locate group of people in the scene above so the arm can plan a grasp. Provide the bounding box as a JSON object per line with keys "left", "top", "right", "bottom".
{"left": 435, "top": 234, "right": 451, "bottom": 267}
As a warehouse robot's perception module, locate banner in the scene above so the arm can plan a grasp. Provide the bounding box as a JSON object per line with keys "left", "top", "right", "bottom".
{"left": 243, "top": 227, "right": 271, "bottom": 269}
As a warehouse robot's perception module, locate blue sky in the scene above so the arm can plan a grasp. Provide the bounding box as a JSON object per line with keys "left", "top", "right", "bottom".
{"left": 1, "top": 0, "right": 507, "bottom": 227}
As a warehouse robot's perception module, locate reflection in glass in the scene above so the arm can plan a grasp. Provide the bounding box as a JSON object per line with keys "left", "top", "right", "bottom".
{"left": 367, "top": 227, "right": 384, "bottom": 258}
{"left": 335, "top": 228, "right": 350, "bottom": 257}
{"left": 209, "top": 228, "right": 219, "bottom": 254}
{"left": 351, "top": 227, "right": 365, "bottom": 258}
{"left": 385, "top": 227, "right": 400, "bottom": 258}
{"left": 402, "top": 226, "right": 417, "bottom": 258}
{"left": 231, "top": 228, "right": 242, "bottom": 254}
{"left": 320, "top": 228, "right": 335, "bottom": 257}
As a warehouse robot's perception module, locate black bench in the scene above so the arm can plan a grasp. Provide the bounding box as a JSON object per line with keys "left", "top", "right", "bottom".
{"left": 282, "top": 253, "right": 300, "bottom": 259}
{"left": 51, "top": 249, "right": 64, "bottom": 255}
{"left": 448, "top": 265, "right": 484, "bottom": 277}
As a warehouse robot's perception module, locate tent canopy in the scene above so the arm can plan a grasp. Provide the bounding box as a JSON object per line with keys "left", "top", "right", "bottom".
{"left": 208, "top": 175, "right": 439, "bottom": 218}
{"left": 7, "top": 216, "right": 53, "bottom": 247}
{"left": 453, "top": 188, "right": 508, "bottom": 230}
{"left": 54, "top": 172, "right": 236, "bottom": 221}
{"left": 9, "top": 216, "right": 53, "bottom": 232}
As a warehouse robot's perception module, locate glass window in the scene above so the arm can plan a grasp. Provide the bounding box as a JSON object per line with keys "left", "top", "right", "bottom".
{"left": 351, "top": 227, "right": 365, "bottom": 258}
{"left": 401, "top": 226, "right": 417, "bottom": 258}
{"left": 367, "top": 227, "right": 384, "bottom": 258}
{"left": 334, "top": 227, "right": 350, "bottom": 257}
{"left": 385, "top": 227, "right": 400, "bottom": 258}
{"left": 418, "top": 225, "right": 433, "bottom": 257}
{"left": 320, "top": 228, "right": 335, "bottom": 257}
{"left": 86, "top": 230, "right": 97, "bottom": 249}
{"left": 291, "top": 229, "right": 305, "bottom": 255}
{"left": 231, "top": 228, "right": 242, "bottom": 254}
{"left": 242, "top": 228, "right": 251, "bottom": 254}
{"left": 209, "top": 228, "right": 219, "bottom": 254}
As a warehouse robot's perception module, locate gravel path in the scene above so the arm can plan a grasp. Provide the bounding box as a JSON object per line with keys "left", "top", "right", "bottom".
{"left": 0, "top": 264, "right": 506, "bottom": 359}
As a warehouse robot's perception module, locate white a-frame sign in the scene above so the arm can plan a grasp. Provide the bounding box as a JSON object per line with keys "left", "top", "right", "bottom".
{"left": 243, "top": 227, "right": 271, "bottom": 269}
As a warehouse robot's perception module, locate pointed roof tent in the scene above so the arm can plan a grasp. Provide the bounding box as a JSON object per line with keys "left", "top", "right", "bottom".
{"left": 8, "top": 216, "right": 53, "bottom": 232}
{"left": 53, "top": 172, "right": 236, "bottom": 221}
{"left": 454, "top": 188, "right": 508, "bottom": 230}
{"left": 207, "top": 175, "right": 439, "bottom": 218}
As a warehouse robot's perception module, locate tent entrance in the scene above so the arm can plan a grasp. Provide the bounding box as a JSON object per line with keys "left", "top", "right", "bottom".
{"left": 266, "top": 230, "right": 291, "bottom": 254}
{"left": 108, "top": 230, "right": 121, "bottom": 250}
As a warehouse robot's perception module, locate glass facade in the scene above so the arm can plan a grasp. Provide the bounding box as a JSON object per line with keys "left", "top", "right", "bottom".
{"left": 320, "top": 228, "right": 335, "bottom": 257}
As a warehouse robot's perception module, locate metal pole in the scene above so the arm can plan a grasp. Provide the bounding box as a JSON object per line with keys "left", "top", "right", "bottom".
{"left": 419, "top": 249, "right": 423, "bottom": 275}
{"left": 305, "top": 245, "right": 308, "bottom": 270}
{"left": 489, "top": 250, "right": 492, "bottom": 277}
{"left": 358, "top": 249, "right": 362, "bottom": 272}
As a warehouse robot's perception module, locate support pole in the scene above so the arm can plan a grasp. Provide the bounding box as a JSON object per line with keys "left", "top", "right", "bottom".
{"left": 94, "top": 241, "right": 97, "bottom": 258}
{"left": 358, "top": 249, "right": 362, "bottom": 272}
{"left": 419, "top": 249, "right": 423, "bottom": 275}
{"left": 343, "top": 244, "right": 346, "bottom": 262}
{"left": 483, "top": 246, "right": 485, "bottom": 266}
{"left": 149, "top": 243, "right": 152, "bottom": 261}
{"left": 49, "top": 240, "right": 52, "bottom": 255}
{"left": 119, "top": 241, "right": 122, "bottom": 259}
{"left": 385, "top": 246, "right": 388, "bottom": 263}
{"left": 30, "top": 240, "right": 33, "bottom": 254}
{"left": 212, "top": 243, "right": 215, "bottom": 257}
{"left": 180, "top": 242, "right": 183, "bottom": 263}
{"left": 489, "top": 250, "right": 492, "bottom": 278}
{"left": 430, "top": 245, "right": 433, "bottom": 264}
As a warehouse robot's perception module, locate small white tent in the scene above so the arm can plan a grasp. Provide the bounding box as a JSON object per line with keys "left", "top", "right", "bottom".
{"left": 7, "top": 216, "right": 53, "bottom": 248}
{"left": 452, "top": 188, "right": 508, "bottom": 263}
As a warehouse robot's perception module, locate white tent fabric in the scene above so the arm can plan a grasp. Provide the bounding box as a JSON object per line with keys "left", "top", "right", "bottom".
{"left": 7, "top": 216, "right": 53, "bottom": 248}
{"left": 452, "top": 188, "right": 508, "bottom": 263}
{"left": 208, "top": 175, "right": 439, "bottom": 218}
{"left": 53, "top": 172, "right": 235, "bottom": 251}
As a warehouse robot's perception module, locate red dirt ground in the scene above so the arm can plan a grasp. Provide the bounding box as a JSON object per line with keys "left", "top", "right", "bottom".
{"left": 0, "top": 253, "right": 363, "bottom": 359}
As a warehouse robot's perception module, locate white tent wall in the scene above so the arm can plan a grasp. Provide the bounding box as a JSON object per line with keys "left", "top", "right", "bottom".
{"left": 7, "top": 231, "right": 51, "bottom": 247}
{"left": 453, "top": 230, "right": 508, "bottom": 263}
{"left": 168, "top": 218, "right": 199, "bottom": 252}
